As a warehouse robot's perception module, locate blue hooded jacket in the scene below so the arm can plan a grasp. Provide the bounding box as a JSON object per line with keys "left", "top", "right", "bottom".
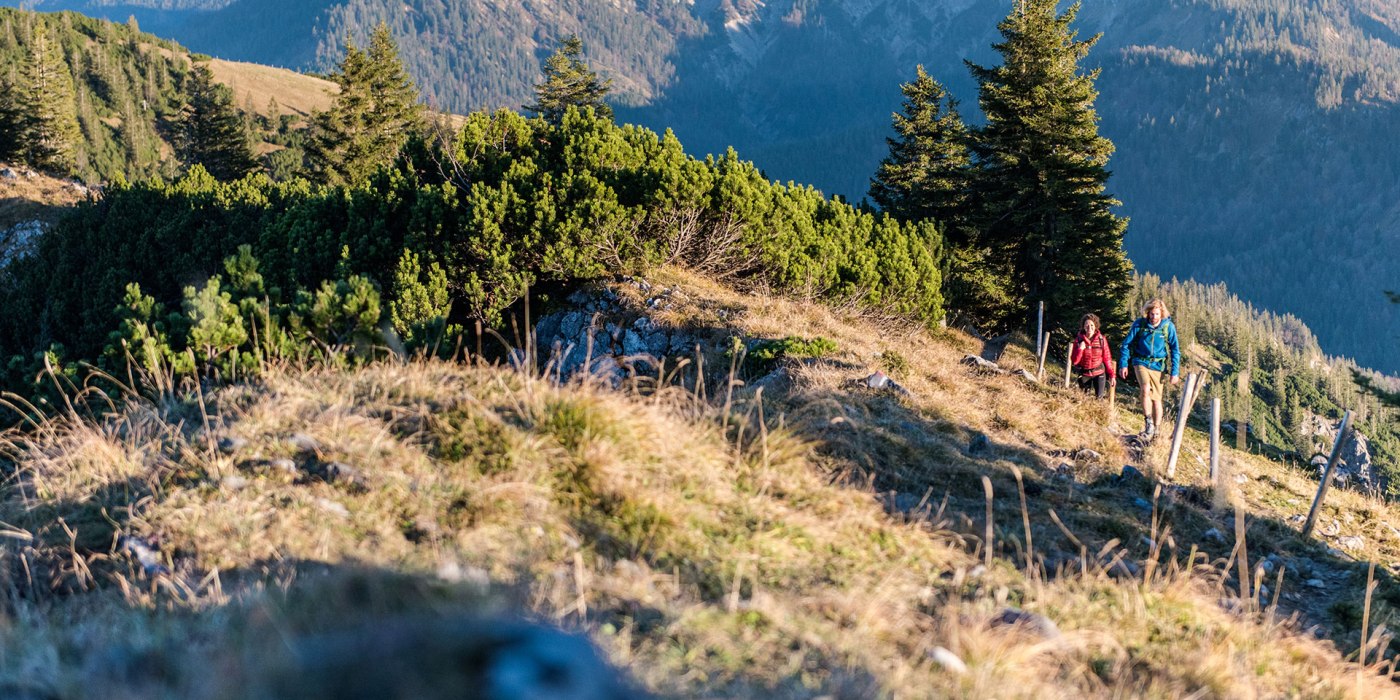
{"left": 1118, "top": 317, "right": 1180, "bottom": 376}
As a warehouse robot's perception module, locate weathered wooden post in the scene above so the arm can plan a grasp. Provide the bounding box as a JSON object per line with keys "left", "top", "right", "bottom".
{"left": 1165, "top": 372, "right": 1200, "bottom": 479}
{"left": 1036, "top": 332, "right": 1050, "bottom": 381}
{"left": 1302, "top": 410, "right": 1353, "bottom": 538}
{"left": 1209, "top": 397, "right": 1221, "bottom": 486}
{"left": 1062, "top": 342, "right": 1073, "bottom": 388}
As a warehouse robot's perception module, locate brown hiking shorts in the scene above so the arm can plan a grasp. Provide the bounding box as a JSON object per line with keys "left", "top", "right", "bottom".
{"left": 1133, "top": 365, "right": 1163, "bottom": 402}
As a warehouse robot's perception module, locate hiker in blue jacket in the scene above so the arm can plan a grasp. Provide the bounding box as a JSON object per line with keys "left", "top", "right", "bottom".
{"left": 1117, "top": 299, "right": 1180, "bottom": 440}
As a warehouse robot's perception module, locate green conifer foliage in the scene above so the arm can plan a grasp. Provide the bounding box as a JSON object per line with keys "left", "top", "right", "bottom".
{"left": 19, "top": 22, "right": 81, "bottom": 174}
{"left": 869, "top": 65, "right": 970, "bottom": 234}
{"left": 175, "top": 63, "right": 258, "bottom": 181}
{"left": 306, "top": 23, "right": 425, "bottom": 187}
{"left": 526, "top": 35, "right": 613, "bottom": 125}
{"left": 967, "top": 0, "right": 1132, "bottom": 334}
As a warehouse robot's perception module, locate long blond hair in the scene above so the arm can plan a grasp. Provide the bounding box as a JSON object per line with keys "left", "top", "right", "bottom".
{"left": 1141, "top": 298, "right": 1170, "bottom": 319}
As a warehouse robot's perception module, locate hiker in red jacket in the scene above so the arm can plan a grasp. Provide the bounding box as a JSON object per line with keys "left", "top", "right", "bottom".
{"left": 1071, "top": 313, "right": 1116, "bottom": 399}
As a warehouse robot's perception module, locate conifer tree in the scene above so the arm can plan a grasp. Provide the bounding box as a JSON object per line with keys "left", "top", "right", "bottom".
{"left": 306, "top": 23, "right": 425, "bottom": 187}
{"left": 0, "top": 72, "right": 21, "bottom": 162}
{"left": 869, "top": 65, "right": 970, "bottom": 233}
{"left": 19, "top": 22, "right": 81, "bottom": 175}
{"left": 966, "top": 0, "right": 1132, "bottom": 334}
{"left": 526, "top": 35, "right": 613, "bottom": 124}
{"left": 175, "top": 64, "right": 257, "bottom": 181}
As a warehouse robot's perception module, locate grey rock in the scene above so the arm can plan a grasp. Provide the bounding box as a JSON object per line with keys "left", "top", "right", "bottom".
{"left": 1202, "top": 528, "right": 1227, "bottom": 544}
{"left": 1120, "top": 465, "right": 1144, "bottom": 481}
{"left": 1133, "top": 497, "right": 1152, "bottom": 511}
{"left": 0, "top": 167, "right": 16, "bottom": 179}
{"left": 1306, "top": 578, "right": 1327, "bottom": 589}
{"left": 1016, "top": 369, "right": 1040, "bottom": 383}
{"left": 218, "top": 436, "right": 248, "bottom": 454}
{"left": 990, "top": 608, "right": 1061, "bottom": 639}
{"left": 1107, "top": 559, "right": 1141, "bottom": 579}
{"left": 1074, "top": 448, "right": 1102, "bottom": 463}
{"left": 960, "top": 354, "right": 1004, "bottom": 374}
{"left": 324, "top": 462, "right": 366, "bottom": 490}
{"left": 968, "top": 433, "right": 990, "bottom": 455}
{"left": 273, "top": 616, "right": 648, "bottom": 700}
{"left": 1052, "top": 463, "right": 1075, "bottom": 481}
{"left": 1337, "top": 535, "right": 1365, "bottom": 551}
{"left": 315, "top": 498, "right": 350, "bottom": 519}
{"left": 119, "top": 535, "right": 169, "bottom": 576}
{"left": 269, "top": 458, "right": 300, "bottom": 476}
{"left": 288, "top": 433, "right": 321, "bottom": 455}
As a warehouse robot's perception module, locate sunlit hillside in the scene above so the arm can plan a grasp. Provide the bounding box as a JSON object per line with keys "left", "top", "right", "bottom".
{"left": 2, "top": 268, "right": 1397, "bottom": 698}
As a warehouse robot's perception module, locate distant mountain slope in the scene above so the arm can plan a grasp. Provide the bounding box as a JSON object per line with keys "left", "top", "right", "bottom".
{"left": 7, "top": 0, "right": 1399, "bottom": 372}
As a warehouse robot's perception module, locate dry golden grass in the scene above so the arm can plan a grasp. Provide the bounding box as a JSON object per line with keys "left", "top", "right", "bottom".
{"left": 207, "top": 58, "right": 337, "bottom": 119}
{"left": 1, "top": 269, "right": 1398, "bottom": 698}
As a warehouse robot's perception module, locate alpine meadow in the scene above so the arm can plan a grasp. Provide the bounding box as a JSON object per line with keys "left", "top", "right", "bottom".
{"left": 0, "top": 2, "right": 1399, "bottom": 698}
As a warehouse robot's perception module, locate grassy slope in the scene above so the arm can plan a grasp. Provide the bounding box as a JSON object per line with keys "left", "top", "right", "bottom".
{"left": 1, "top": 268, "right": 1398, "bottom": 698}
{"left": 206, "top": 57, "right": 336, "bottom": 119}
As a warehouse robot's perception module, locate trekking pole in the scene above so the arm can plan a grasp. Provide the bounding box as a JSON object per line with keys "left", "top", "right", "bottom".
{"left": 1302, "top": 410, "right": 1353, "bottom": 538}
{"left": 1036, "top": 302, "right": 1044, "bottom": 359}
{"left": 1165, "top": 372, "right": 1200, "bottom": 480}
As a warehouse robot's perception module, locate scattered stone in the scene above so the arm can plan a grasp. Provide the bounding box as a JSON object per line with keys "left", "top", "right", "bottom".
{"left": 217, "top": 436, "right": 248, "bottom": 454}
{"left": 1259, "top": 559, "right": 1275, "bottom": 575}
{"left": 323, "top": 462, "right": 367, "bottom": 491}
{"left": 273, "top": 616, "right": 643, "bottom": 699}
{"left": 288, "top": 433, "right": 321, "bottom": 455}
{"left": 856, "top": 370, "right": 911, "bottom": 396}
{"left": 1320, "top": 520, "right": 1341, "bottom": 537}
{"left": 1120, "top": 465, "right": 1144, "bottom": 481}
{"left": 1074, "top": 448, "right": 1102, "bottom": 463}
{"left": 1306, "top": 578, "right": 1327, "bottom": 589}
{"left": 929, "top": 647, "right": 968, "bottom": 675}
{"left": 222, "top": 475, "right": 250, "bottom": 490}
{"left": 1259, "top": 584, "right": 1271, "bottom": 601}
{"left": 0, "top": 167, "right": 16, "bottom": 179}
{"left": 967, "top": 564, "right": 987, "bottom": 579}
{"left": 269, "top": 458, "right": 300, "bottom": 476}
{"left": 1234, "top": 473, "right": 1248, "bottom": 484}
{"left": 960, "top": 354, "right": 1005, "bottom": 374}
{"left": 968, "top": 433, "right": 990, "bottom": 455}
{"left": 1015, "top": 369, "right": 1039, "bottom": 383}
{"left": 1287, "top": 514, "right": 1305, "bottom": 524}
{"left": 1107, "top": 559, "right": 1141, "bottom": 580}
{"left": 990, "top": 608, "right": 1061, "bottom": 639}
{"left": 118, "top": 535, "right": 169, "bottom": 576}
{"left": 1133, "top": 497, "right": 1152, "bottom": 512}
{"left": 315, "top": 498, "right": 350, "bottom": 518}
{"left": 1052, "top": 463, "right": 1075, "bottom": 482}
{"left": 1202, "top": 528, "right": 1226, "bottom": 545}
{"left": 1337, "top": 535, "right": 1365, "bottom": 551}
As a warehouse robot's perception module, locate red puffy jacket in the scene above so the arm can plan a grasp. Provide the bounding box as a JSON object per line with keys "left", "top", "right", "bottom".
{"left": 1071, "top": 331, "right": 1114, "bottom": 377}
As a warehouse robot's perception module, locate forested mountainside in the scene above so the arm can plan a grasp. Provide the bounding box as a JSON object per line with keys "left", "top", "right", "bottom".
{"left": 11, "top": 0, "right": 1396, "bottom": 374}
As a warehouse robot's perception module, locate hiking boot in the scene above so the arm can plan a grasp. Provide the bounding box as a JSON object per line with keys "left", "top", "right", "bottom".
{"left": 1141, "top": 419, "right": 1156, "bottom": 441}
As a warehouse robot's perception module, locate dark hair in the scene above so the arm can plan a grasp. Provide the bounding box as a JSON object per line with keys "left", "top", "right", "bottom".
{"left": 1079, "top": 313, "right": 1101, "bottom": 331}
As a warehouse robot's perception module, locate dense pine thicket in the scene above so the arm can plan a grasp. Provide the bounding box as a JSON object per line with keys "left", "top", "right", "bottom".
{"left": 0, "top": 8, "right": 195, "bottom": 181}
{"left": 0, "top": 107, "right": 943, "bottom": 392}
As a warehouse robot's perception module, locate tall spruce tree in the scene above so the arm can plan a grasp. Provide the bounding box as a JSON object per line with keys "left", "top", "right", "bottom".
{"left": 305, "top": 23, "right": 424, "bottom": 187}
{"left": 19, "top": 22, "right": 81, "bottom": 175}
{"left": 869, "top": 65, "right": 970, "bottom": 232}
{"left": 174, "top": 63, "right": 257, "bottom": 181}
{"left": 526, "top": 35, "right": 613, "bottom": 124}
{"left": 966, "top": 0, "right": 1132, "bottom": 334}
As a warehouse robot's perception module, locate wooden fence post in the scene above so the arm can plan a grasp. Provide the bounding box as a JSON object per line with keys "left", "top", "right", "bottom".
{"left": 1037, "top": 332, "right": 1050, "bottom": 381}
{"left": 1165, "top": 372, "right": 1200, "bottom": 480}
{"left": 1302, "top": 410, "right": 1353, "bottom": 538}
{"left": 1062, "top": 343, "right": 1073, "bottom": 388}
{"left": 1209, "top": 397, "right": 1221, "bottom": 486}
